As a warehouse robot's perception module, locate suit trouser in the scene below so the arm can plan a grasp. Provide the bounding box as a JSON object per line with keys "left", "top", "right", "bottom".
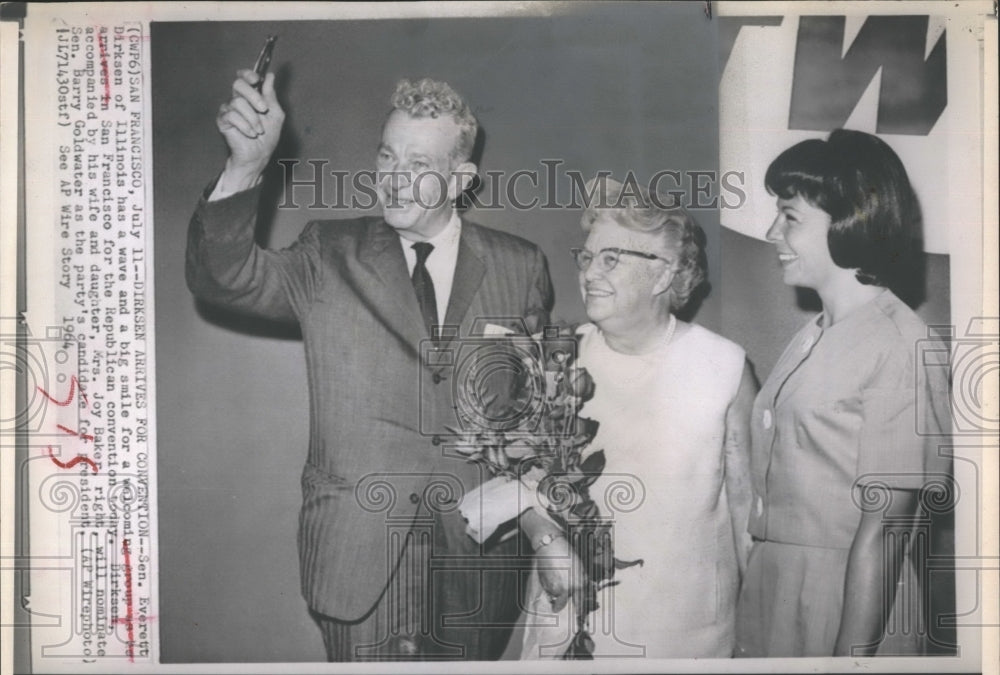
{"left": 311, "top": 508, "right": 529, "bottom": 661}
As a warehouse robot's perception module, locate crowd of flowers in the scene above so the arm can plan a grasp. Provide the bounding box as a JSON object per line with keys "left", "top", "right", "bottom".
{"left": 454, "top": 328, "right": 640, "bottom": 659}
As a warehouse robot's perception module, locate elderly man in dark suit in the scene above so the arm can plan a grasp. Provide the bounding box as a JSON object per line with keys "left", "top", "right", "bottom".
{"left": 186, "top": 70, "right": 577, "bottom": 661}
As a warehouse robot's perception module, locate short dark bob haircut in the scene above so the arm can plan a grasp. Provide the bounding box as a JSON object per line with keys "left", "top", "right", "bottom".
{"left": 765, "top": 129, "right": 923, "bottom": 289}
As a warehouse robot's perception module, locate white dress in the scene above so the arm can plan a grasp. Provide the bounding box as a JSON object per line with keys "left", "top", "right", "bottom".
{"left": 521, "top": 322, "right": 746, "bottom": 659}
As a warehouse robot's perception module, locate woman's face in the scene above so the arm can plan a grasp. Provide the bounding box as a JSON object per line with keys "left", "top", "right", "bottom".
{"left": 765, "top": 194, "right": 840, "bottom": 290}
{"left": 577, "top": 217, "right": 675, "bottom": 332}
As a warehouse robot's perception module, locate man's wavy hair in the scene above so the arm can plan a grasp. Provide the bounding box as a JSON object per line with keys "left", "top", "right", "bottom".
{"left": 581, "top": 177, "right": 708, "bottom": 313}
{"left": 390, "top": 78, "right": 478, "bottom": 164}
{"left": 765, "top": 129, "right": 923, "bottom": 291}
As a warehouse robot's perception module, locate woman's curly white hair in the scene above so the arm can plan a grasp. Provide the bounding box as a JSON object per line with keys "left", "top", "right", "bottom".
{"left": 581, "top": 177, "right": 708, "bottom": 313}
{"left": 390, "top": 78, "right": 478, "bottom": 163}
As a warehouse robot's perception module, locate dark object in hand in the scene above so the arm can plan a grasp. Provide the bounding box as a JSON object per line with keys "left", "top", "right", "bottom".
{"left": 252, "top": 35, "right": 277, "bottom": 91}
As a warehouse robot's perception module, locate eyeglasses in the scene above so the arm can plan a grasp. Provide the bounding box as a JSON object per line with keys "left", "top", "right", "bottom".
{"left": 570, "top": 247, "right": 673, "bottom": 272}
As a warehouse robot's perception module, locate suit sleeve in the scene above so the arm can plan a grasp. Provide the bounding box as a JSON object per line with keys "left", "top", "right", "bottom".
{"left": 185, "top": 181, "right": 322, "bottom": 322}
{"left": 523, "top": 245, "right": 554, "bottom": 333}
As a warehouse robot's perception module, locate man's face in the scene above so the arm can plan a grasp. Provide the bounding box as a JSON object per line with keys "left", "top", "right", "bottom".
{"left": 376, "top": 110, "right": 472, "bottom": 241}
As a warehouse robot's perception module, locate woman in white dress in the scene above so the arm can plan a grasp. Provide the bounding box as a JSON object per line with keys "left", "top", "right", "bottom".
{"left": 521, "top": 178, "right": 757, "bottom": 659}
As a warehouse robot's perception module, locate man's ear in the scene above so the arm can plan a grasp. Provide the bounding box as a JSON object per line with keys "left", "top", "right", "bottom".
{"left": 449, "top": 161, "right": 478, "bottom": 200}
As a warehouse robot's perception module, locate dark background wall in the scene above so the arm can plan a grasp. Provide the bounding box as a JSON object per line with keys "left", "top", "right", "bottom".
{"left": 152, "top": 10, "right": 951, "bottom": 664}
{"left": 151, "top": 7, "right": 723, "bottom": 662}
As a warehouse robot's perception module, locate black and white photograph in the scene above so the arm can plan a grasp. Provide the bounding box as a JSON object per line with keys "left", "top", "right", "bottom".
{"left": 3, "top": 1, "right": 996, "bottom": 672}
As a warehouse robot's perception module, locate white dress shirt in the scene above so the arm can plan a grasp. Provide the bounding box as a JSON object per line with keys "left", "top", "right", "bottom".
{"left": 399, "top": 211, "right": 462, "bottom": 325}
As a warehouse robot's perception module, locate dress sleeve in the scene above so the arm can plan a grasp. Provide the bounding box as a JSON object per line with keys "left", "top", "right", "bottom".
{"left": 855, "top": 346, "right": 952, "bottom": 490}
{"left": 185, "top": 180, "right": 323, "bottom": 322}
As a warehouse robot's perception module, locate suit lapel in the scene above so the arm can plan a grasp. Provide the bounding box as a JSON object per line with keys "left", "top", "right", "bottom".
{"left": 443, "top": 220, "right": 486, "bottom": 332}
{"left": 357, "top": 219, "right": 429, "bottom": 350}
{"left": 355, "top": 218, "right": 488, "bottom": 351}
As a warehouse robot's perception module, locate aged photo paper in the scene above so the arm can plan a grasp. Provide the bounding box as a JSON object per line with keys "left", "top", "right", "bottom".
{"left": 2, "top": 1, "right": 996, "bottom": 673}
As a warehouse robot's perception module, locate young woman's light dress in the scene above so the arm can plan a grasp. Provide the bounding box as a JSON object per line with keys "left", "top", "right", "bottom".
{"left": 734, "top": 290, "right": 952, "bottom": 656}
{"left": 521, "top": 321, "right": 746, "bottom": 659}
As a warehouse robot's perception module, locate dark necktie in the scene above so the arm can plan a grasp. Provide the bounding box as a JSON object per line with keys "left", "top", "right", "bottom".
{"left": 410, "top": 242, "right": 438, "bottom": 338}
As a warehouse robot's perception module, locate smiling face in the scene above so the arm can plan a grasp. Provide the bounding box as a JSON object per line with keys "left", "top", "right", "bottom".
{"left": 376, "top": 110, "right": 474, "bottom": 240}
{"left": 766, "top": 194, "right": 842, "bottom": 291}
{"left": 578, "top": 216, "right": 676, "bottom": 334}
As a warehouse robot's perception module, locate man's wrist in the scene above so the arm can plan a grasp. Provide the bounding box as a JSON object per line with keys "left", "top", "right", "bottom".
{"left": 209, "top": 162, "right": 265, "bottom": 201}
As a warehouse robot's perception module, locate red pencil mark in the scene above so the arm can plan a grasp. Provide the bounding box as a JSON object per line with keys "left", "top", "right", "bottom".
{"left": 47, "top": 446, "right": 98, "bottom": 474}
{"left": 37, "top": 375, "right": 87, "bottom": 407}
{"left": 121, "top": 538, "right": 135, "bottom": 662}
{"left": 56, "top": 424, "right": 95, "bottom": 442}
{"left": 97, "top": 32, "right": 111, "bottom": 107}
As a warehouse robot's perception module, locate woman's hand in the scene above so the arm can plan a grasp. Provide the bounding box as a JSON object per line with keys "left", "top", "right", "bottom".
{"left": 535, "top": 535, "right": 585, "bottom": 613}
{"left": 520, "top": 508, "right": 584, "bottom": 613}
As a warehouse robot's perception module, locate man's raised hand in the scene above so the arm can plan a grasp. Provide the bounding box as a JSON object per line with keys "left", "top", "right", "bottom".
{"left": 214, "top": 70, "right": 285, "bottom": 195}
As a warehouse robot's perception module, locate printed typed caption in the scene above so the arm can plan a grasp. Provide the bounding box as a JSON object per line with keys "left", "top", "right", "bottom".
{"left": 33, "top": 21, "right": 152, "bottom": 664}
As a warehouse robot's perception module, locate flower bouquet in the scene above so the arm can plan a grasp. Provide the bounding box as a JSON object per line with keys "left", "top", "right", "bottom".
{"left": 454, "top": 326, "right": 641, "bottom": 659}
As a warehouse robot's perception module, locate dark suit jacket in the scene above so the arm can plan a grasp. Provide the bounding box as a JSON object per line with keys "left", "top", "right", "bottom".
{"left": 186, "top": 184, "right": 553, "bottom": 621}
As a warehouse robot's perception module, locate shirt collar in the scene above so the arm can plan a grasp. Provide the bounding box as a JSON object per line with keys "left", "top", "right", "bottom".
{"left": 399, "top": 211, "right": 462, "bottom": 251}
{"left": 426, "top": 211, "right": 462, "bottom": 249}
